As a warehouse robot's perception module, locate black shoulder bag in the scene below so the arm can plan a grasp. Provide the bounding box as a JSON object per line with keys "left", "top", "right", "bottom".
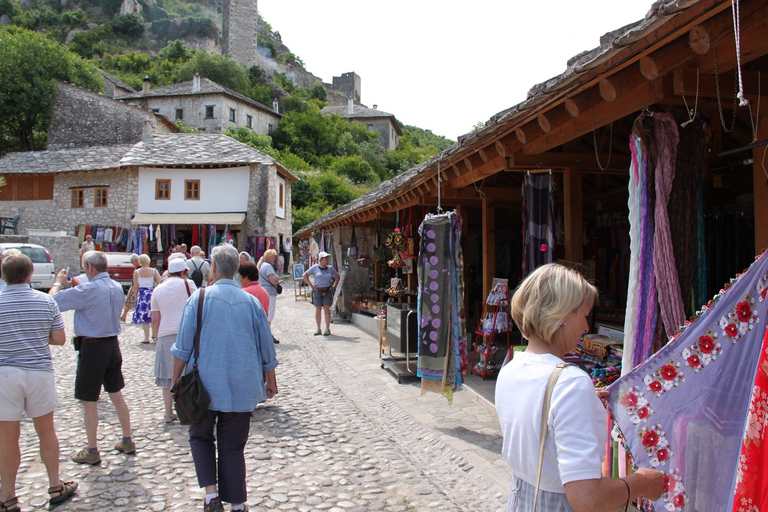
{"left": 261, "top": 265, "right": 282, "bottom": 294}
{"left": 172, "top": 288, "right": 211, "bottom": 425}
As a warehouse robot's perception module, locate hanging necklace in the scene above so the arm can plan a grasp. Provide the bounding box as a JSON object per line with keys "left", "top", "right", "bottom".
{"left": 714, "top": 49, "right": 738, "bottom": 133}
{"left": 681, "top": 68, "right": 700, "bottom": 128}
{"left": 591, "top": 107, "right": 613, "bottom": 171}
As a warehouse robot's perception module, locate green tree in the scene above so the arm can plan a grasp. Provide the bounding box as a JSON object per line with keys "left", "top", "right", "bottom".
{"left": 331, "top": 155, "right": 377, "bottom": 185}
{"left": 0, "top": 27, "right": 102, "bottom": 153}
{"left": 176, "top": 52, "right": 249, "bottom": 94}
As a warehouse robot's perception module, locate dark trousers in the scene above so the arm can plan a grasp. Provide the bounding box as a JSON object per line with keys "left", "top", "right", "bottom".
{"left": 283, "top": 253, "right": 290, "bottom": 273}
{"left": 188, "top": 409, "right": 251, "bottom": 504}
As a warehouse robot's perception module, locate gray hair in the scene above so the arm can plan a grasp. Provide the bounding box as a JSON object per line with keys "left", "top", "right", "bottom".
{"left": 130, "top": 253, "right": 139, "bottom": 261}
{"left": 211, "top": 244, "right": 239, "bottom": 279}
{"left": 167, "top": 252, "right": 187, "bottom": 262}
{"left": 190, "top": 245, "right": 202, "bottom": 255}
{"left": 82, "top": 251, "right": 108, "bottom": 273}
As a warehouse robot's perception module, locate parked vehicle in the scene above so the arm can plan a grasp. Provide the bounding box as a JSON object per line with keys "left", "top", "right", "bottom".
{"left": 0, "top": 242, "right": 56, "bottom": 290}
{"left": 105, "top": 252, "right": 136, "bottom": 292}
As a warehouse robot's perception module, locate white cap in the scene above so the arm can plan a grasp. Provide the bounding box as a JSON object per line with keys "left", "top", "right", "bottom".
{"left": 168, "top": 259, "right": 188, "bottom": 273}
{"left": 318, "top": 251, "right": 330, "bottom": 259}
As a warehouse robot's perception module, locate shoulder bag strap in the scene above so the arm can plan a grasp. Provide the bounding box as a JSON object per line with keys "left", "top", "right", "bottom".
{"left": 184, "top": 279, "right": 191, "bottom": 297}
{"left": 533, "top": 362, "right": 575, "bottom": 512}
{"left": 192, "top": 288, "right": 205, "bottom": 369}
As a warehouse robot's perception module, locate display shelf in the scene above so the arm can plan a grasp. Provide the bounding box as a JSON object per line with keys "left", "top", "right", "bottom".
{"left": 471, "top": 278, "right": 511, "bottom": 380}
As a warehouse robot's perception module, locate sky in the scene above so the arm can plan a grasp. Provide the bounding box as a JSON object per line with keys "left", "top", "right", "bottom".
{"left": 257, "top": 0, "right": 655, "bottom": 141}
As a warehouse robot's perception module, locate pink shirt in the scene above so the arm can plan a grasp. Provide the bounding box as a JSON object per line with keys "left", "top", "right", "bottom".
{"left": 242, "top": 281, "right": 270, "bottom": 314}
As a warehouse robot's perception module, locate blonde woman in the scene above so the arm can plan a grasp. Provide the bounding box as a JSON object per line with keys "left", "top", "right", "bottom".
{"left": 132, "top": 254, "right": 161, "bottom": 344}
{"left": 256, "top": 249, "right": 281, "bottom": 326}
{"left": 496, "top": 263, "right": 663, "bottom": 511}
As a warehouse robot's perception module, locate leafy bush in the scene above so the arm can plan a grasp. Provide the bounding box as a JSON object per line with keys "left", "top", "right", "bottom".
{"left": 0, "top": 0, "right": 20, "bottom": 18}
{"left": 176, "top": 51, "right": 249, "bottom": 93}
{"left": 331, "top": 155, "right": 377, "bottom": 185}
{"left": 68, "top": 25, "right": 113, "bottom": 58}
{"left": 108, "top": 13, "right": 144, "bottom": 38}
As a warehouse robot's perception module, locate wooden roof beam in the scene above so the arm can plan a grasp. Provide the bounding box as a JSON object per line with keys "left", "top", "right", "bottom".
{"left": 515, "top": 120, "right": 544, "bottom": 145}
{"left": 448, "top": 155, "right": 506, "bottom": 189}
{"left": 522, "top": 78, "right": 664, "bottom": 155}
{"left": 509, "top": 152, "right": 631, "bottom": 172}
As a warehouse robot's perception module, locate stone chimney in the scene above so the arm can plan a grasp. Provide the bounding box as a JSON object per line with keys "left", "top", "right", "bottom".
{"left": 373, "top": 104, "right": 377, "bottom": 110}
{"left": 142, "top": 119, "right": 154, "bottom": 143}
{"left": 142, "top": 75, "right": 150, "bottom": 94}
{"left": 272, "top": 99, "right": 279, "bottom": 113}
{"left": 347, "top": 98, "right": 353, "bottom": 116}
{"left": 192, "top": 73, "right": 201, "bottom": 93}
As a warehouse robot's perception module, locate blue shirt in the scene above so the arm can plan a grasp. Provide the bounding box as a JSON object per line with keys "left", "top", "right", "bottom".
{"left": 171, "top": 279, "right": 278, "bottom": 412}
{"left": 54, "top": 272, "right": 125, "bottom": 337}
{"left": 304, "top": 264, "right": 339, "bottom": 288}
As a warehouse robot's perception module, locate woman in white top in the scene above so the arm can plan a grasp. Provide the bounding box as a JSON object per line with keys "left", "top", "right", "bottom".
{"left": 256, "top": 249, "right": 281, "bottom": 325}
{"left": 496, "top": 263, "right": 663, "bottom": 512}
{"left": 131, "top": 254, "right": 161, "bottom": 343}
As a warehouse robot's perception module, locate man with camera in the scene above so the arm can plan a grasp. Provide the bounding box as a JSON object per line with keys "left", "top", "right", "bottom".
{"left": 49, "top": 250, "right": 134, "bottom": 465}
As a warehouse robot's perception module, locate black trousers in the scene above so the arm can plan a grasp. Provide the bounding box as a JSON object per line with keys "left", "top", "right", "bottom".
{"left": 188, "top": 409, "right": 251, "bottom": 504}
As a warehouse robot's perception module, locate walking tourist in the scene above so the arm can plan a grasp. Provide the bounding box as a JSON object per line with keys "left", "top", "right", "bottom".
{"left": 303, "top": 251, "right": 339, "bottom": 336}
{"left": 496, "top": 263, "right": 663, "bottom": 511}
{"left": 187, "top": 246, "right": 211, "bottom": 288}
{"left": 171, "top": 244, "right": 278, "bottom": 512}
{"left": 150, "top": 258, "right": 196, "bottom": 423}
{"left": 132, "top": 254, "right": 161, "bottom": 344}
{"left": 0, "top": 252, "right": 78, "bottom": 512}
{"left": 256, "top": 249, "right": 281, "bottom": 326}
{"left": 238, "top": 261, "right": 270, "bottom": 314}
{"left": 120, "top": 254, "right": 140, "bottom": 322}
{"left": 80, "top": 234, "right": 95, "bottom": 257}
{"left": 49, "top": 251, "right": 134, "bottom": 465}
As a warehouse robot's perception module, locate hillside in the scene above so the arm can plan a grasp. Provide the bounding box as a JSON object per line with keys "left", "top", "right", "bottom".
{"left": 0, "top": 0, "right": 454, "bottom": 229}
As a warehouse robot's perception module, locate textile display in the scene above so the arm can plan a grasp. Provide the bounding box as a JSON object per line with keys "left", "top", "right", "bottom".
{"left": 417, "top": 211, "right": 467, "bottom": 402}
{"left": 732, "top": 328, "right": 768, "bottom": 511}
{"left": 522, "top": 173, "right": 557, "bottom": 276}
{"left": 606, "top": 251, "right": 768, "bottom": 512}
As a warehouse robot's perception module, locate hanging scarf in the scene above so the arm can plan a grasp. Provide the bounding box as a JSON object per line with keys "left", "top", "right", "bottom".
{"left": 522, "top": 173, "right": 557, "bottom": 276}
{"left": 417, "top": 211, "right": 466, "bottom": 403}
{"left": 606, "top": 251, "right": 768, "bottom": 512}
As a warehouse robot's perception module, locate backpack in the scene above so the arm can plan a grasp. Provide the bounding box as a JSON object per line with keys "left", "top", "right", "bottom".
{"left": 189, "top": 260, "right": 204, "bottom": 287}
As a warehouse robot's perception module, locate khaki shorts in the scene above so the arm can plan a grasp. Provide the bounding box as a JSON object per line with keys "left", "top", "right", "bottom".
{"left": 0, "top": 366, "right": 59, "bottom": 421}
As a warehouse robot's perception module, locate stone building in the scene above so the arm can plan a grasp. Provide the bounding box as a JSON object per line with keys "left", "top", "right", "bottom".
{"left": 222, "top": 0, "right": 258, "bottom": 67}
{"left": 0, "top": 81, "right": 297, "bottom": 258}
{"left": 99, "top": 70, "right": 137, "bottom": 99}
{"left": 321, "top": 101, "right": 402, "bottom": 151}
{"left": 118, "top": 74, "right": 282, "bottom": 136}
{"left": 331, "top": 72, "right": 361, "bottom": 103}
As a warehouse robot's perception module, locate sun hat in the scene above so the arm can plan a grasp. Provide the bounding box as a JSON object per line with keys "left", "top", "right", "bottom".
{"left": 168, "top": 259, "right": 188, "bottom": 273}
{"left": 318, "top": 251, "right": 330, "bottom": 259}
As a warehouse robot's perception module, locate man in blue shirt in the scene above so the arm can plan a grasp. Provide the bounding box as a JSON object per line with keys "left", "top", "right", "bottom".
{"left": 172, "top": 243, "right": 278, "bottom": 512}
{"left": 49, "top": 251, "right": 134, "bottom": 465}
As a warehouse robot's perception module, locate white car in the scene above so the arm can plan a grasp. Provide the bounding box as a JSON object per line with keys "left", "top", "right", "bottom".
{"left": 0, "top": 242, "right": 57, "bottom": 290}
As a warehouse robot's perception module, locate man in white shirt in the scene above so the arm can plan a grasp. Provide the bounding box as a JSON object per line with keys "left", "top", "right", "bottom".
{"left": 282, "top": 237, "right": 292, "bottom": 275}
{"left": 186, "top": 246, "right": 211, "bottom": 288}
{"left": 80, "top": 235, "right": 95, "bottom": 258}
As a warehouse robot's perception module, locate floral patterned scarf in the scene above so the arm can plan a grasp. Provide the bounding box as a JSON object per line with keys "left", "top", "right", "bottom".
{"left": 606, "top": 251, "right": 768, "bottom": 511}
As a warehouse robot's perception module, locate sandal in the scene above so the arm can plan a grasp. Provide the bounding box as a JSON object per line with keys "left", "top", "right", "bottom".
{"left": 49, "top": 480, "right": 78, "bottom": 505}
{"left": 0, "top": 497, "right": 20, "bottom": 512}
{"left": 164, "top": 413, "right": 177, "bottom": 423}
{"left": 141, "top": 340, "right": 151, "bottom": 344}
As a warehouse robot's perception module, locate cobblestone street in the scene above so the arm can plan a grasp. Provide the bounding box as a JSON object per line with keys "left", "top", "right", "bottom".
{"left": 11, "top": 284, "right": 511, "bottom": 511}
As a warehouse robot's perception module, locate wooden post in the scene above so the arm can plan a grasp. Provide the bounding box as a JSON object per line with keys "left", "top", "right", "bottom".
{"left": 563, "top": 168, "right": 583, "bottom": 263}
{"left": 754, "top": 112, "right": 768, "bottom": 255}
{"left": 482, "top": 195, "right": 496, "bottom": 302}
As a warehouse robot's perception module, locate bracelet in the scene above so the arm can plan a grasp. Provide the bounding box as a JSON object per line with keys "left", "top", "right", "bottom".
{"left": 51, "top": 283, "right": 61, "bottom": 288}
{"left": 621, "top": 478, "right": 630, "bottom": 512}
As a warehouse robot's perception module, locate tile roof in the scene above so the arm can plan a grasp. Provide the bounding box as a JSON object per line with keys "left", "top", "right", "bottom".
{"left": 295, "top": 0, "right": 693, "bottom": 236}
{"left": 98, "top": 70, "right": 137, "bottom": 93}
{"left": 0, "top": 135, "right": 298, "bottom": 181}
{"left": 321, "top": 104, "right": 397, "bottom": 120}
{"left": 118, "top": 77, "right": 280, "bottom": 116}
{"left": 0, "top": 145, "right": 133, "bottom": 174}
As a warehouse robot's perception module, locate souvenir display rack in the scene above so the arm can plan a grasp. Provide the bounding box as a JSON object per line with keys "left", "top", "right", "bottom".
{"left": 471, "top": 278, "right": 511, "bottom": 380}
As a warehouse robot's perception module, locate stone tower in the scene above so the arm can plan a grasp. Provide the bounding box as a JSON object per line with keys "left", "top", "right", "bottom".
{"left": 222, "top": 0, "right": 258, "bottom": 66}
{"left": 332, "top": 72, "right": 362, "bottom": 103}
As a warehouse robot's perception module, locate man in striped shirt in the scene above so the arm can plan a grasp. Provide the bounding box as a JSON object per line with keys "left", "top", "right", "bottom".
{"left": 0, "top": 252, "right": 78, "bottom": 511}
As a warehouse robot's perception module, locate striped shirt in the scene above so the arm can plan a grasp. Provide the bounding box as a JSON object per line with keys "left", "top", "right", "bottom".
{"left": 0, "top": 284, "right": 65, "bottom": 372}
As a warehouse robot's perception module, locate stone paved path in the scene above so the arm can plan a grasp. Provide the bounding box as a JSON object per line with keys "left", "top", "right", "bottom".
{"left": 10, "top": 284, "right": 511, "bottom": 511}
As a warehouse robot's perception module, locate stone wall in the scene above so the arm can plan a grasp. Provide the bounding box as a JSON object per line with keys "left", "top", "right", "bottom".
{"left": 0, "top": 233, "right": 81, "bottom": 273}
{"left": 245, "top": 163, "right": 293, "bottom": 246}
{"left": 0, "top": 169, "right": 138, "bottom": 235}
{"left": 48, "top": 82, "right": 158, "bottom": 150}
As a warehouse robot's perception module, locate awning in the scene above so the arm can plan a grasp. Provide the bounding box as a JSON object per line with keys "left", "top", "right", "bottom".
{"left": 131, "top": 213, "right": 246, "bottom": 225}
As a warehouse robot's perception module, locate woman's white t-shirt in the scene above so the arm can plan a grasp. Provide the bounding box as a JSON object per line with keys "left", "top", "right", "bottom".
{"left": 495, "top": 351, "right": 607, "bottom": 493}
